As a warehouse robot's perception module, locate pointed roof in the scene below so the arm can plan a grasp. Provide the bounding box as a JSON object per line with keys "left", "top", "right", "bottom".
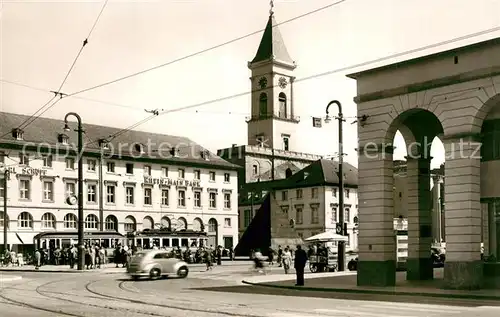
{"left": 272, "top": 159, "right": 359, "bottom": 189}
{"left": 250, "top": 14, "right": 294, "bottom": 65}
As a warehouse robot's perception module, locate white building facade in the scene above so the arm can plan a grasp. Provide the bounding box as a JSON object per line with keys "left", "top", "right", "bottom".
{"left": 0, "top": 112, "right": 239, "bottom": 253}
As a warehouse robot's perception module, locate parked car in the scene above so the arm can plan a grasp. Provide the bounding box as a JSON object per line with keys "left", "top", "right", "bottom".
{"left": 127, "top": 250, "right": 189, "bottom": 280}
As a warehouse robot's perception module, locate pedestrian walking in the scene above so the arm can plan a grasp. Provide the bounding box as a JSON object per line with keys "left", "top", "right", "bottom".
{"left": 294, "top": 245, "right": 308, "bottom": 286}
{"left": 282, "top": 247, "right": 292, "bottom": 274}
{"left": 35, "top": 249, "right": 41, "bottom": 270}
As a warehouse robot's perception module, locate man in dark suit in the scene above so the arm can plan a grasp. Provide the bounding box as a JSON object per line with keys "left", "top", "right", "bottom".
{"left": 294, "top": 245, "right": 308, "bottom": 286}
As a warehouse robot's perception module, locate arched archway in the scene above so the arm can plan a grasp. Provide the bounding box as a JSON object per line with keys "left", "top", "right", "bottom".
{"left": 143, "top": 216, "right": 154, "bottom": 230}
{"left": 351, "top": 46, "right": 500, "bottom": 289}
{"left": 193, "top": 217, "right": 203, "bottom": 232}
{"left": 479, "top": 93, "right": 500, "bottom": 262}
{"left": 285, "top": 168, "right": 293, "bottom": 178}
{"left": 207, "top": 218, "right": 218, "bottom": 247}
{"left": 388, "top": 109, "right": 444, "bottom": 282}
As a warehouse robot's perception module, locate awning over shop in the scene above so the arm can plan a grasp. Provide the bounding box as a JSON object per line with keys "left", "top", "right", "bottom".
{"left": 0, "top": 232, "right": 36, "bottom": 245}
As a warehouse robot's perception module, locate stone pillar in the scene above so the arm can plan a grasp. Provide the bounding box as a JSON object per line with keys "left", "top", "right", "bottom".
{"left": 443, "top": 136, "right": 483, "bottom": 289}
{"left": 482, "top": 203, "right": 489, "bottom": 256}
{"left": 406, "top": 156, "right": 433, "bottom": 280}
{"left": 432, "top": 175, "right": 443, "bottom": 244}
{"left": 357, "top": 146, "right": 396, "bottom": 287}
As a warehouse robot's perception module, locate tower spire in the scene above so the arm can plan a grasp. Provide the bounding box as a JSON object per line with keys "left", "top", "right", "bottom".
{"left": 269, "top": 0, "right": 274, "bottom": 16}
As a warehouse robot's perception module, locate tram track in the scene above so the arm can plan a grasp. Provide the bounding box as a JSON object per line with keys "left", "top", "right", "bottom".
{"left": 0, "top": 274, "right": 261, "bottom": 317}
{"left": 0, "top": 278, "right": 87, "bottom": 317}
{"left": 83, "top": 279, "right": 263, "bottom": 317}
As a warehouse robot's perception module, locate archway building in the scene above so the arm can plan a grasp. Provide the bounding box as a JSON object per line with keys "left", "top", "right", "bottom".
{"left": 348, "top": 37, "right": 500, "bottom": 289}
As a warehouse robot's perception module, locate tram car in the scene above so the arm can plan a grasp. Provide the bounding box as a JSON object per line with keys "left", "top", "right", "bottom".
{"left": 34, "top": 231, "right": 126, "bottom": 262}
{"left": 125, "top": 229, "right": 209, "bottom": 263}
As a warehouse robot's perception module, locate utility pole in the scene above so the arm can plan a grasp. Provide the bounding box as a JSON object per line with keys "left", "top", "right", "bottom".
{"left": 98, "top": 151, "right": 104, "bottom": 231}
{"left": 3, "top": 169, "right": 8, "bottom": 253}
{"left": 64, "top": 112, "right": 85, "bottom": 271}
{"left": 271, "top": 148, "right": 275, "bottom": 181}
{"left": 326, "top": 100, "right": 346, "bottom": 271}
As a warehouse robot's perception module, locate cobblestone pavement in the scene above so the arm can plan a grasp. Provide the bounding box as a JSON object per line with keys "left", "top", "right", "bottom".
{"left": 0, "top": 265, "right": 499, "bottom": 317}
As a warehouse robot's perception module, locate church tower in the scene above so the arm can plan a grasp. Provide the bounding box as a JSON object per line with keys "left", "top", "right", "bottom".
{"left": 246, "top": 9, "right": 299, "bottom": 151}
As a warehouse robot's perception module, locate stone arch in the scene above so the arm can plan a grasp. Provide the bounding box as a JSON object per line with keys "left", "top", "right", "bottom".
{"left": 363, "top": 108, "right": 446, "bottom": 283}
{"left": 472, "top": 93, "right": 500, "bottom": 133}
{"left": 385, "top": 108, "right": 444, "bottom": 156}
{"left": 478, "top": 93, "right": 500, "bottom": 261}
{"left": 192, "top": 217, "right": 203, "bottom": 231}
{"left": 285, "top": 168, "right": 293, "bottom": 178}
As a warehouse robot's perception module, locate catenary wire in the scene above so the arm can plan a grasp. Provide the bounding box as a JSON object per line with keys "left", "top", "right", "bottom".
{"left": 0, "top": 0, "right": 347, "bottom": 141}
{"left": 65, "top": 0, "right": 349, "bottom": 98}
{"left": 89, "top": 24, "right": 500, "bottom": 147}
{"left": 13, "top": 0, "right": 109, "bottom": 132}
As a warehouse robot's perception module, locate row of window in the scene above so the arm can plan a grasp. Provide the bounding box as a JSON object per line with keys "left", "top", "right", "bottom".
{"left": 7, "top": 153, "right": 232, "bottom": 182}
{"left": 279, "top": 188, "right": 351, "bottom": 201}
{"left": 242, "top": 206, "right": 355, "bottom": 229}
{"left": 1, "top": 212, "right": 233, "bottom": 231}
{"left": 1, "top": 179, "right": 232, "bottom": 209}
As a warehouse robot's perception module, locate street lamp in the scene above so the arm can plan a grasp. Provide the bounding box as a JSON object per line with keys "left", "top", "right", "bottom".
{"left": 64, "top": 112, "right": 85, "bottom": 271}
{"left": 325, "top": 100, "right": 346, "bottom": 271}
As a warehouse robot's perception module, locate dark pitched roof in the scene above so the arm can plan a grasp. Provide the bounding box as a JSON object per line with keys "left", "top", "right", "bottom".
{"left": 0, "top": 111, "right": 239, "bottom": 169}
{"left": 250, "top": 14, "right": 294, "bottom": 65}
{"left": 273, "top": 159, "right": 358, "bottom": 189}
{"left": 258, "top": 161, "right": 301, "bottom": 180}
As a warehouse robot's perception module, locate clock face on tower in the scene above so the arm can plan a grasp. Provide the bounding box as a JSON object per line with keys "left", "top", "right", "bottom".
{"left": 278, "top": 77, "right": 288, "bottom": 89}
{"left": 258, "top": 77, "right": 268, "bottom": 89}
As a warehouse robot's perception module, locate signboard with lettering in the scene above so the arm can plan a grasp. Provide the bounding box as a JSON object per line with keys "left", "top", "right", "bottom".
{"left": 7, "top": 167, "right": 47, "bottom": 176}
{"left": 143, "top": 176, "right": 200, "bottom": 188}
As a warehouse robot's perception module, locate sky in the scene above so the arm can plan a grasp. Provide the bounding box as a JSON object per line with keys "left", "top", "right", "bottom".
{"left": 2, "top": 0, "right": 500, "bottom": 169}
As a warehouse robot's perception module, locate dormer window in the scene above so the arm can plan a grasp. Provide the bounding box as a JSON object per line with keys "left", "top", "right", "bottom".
{"left": 98, "top": 139, "right": 109, "bottom": 149}
{"left": 200, "top": 150, "right": 210, "bottom": 160}
{"left": 304, "top": 172, "right": 309, "bottom": 179}
{"left": 12, "top": 128, "right": 24, "bottom": 141}
{"left": 58, "top": 134, "right": 69, "bottom": 145}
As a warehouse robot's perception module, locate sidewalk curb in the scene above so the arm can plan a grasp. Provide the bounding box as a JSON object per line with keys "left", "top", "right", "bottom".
{"left": 0, "top": 262, "right": 250, "bottom": 274}
{"left": 0, "top": 276, "right": 23, "bottom": 282}
{"left": 241, "top": 280, "right": 500, "bottom": 301}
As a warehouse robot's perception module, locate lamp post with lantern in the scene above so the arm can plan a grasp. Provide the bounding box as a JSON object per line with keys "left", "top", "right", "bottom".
{"left": 63, "top": 112, "right": 85, "bottom": 271}
{"left": 324, "top": 100, "right": 346, "bottom": 271}
{"left": 2, "top": 168, "right": 9, "bottom": 253}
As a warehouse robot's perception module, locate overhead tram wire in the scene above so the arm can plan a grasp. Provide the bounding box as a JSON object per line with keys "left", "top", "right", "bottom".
{"left": 16, "top": 0, "right": 109, "bottom": 131}
{"left": 84, "top": 24, "right": 500, "bottom": 148}
{"left": 65, "top": 0, "right": 349, "bottom": 99}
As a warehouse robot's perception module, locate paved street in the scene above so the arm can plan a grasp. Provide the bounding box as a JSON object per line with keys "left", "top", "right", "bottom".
{"left": 1, "top": 265, "right": 500, "bottom": 317}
